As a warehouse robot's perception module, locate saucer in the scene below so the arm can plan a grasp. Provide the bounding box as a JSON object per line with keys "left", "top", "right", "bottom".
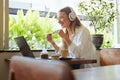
{"left": 59, "top": 57, "right": 72, "bottom": 60}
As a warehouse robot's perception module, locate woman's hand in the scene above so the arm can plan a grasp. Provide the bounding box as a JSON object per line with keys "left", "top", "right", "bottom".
{"left": 56, "top": 29, "right": 68, "bottom": 40}
{"left": 56, "top": 29, "right": 72, "bottom": 46}
{"left": 46, "top": 33, "right": 59, "bottom": 51}
{"left": 46, "top": 33, "right": 53, "bottom": 43}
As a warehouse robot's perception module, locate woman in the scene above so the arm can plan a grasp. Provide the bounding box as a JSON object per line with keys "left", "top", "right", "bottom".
{"left": 46, "top": 6, "right": 99, "bottom": 68}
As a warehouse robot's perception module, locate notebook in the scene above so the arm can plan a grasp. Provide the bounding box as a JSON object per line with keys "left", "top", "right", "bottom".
{"left": 14, "top": 36, "right": 36, "bottom": 58}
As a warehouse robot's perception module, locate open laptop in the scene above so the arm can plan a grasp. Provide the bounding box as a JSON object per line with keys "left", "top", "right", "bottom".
{"left": 14, "top": 36, "right": 36, "bottom": 58}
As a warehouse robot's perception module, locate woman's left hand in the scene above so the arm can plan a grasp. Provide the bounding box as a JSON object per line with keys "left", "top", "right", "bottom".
{"left": 57, "top": 29, "right": 71, "bottom": 46}
{"left": 56, "top": 29, "right": 68, "bottom": 40}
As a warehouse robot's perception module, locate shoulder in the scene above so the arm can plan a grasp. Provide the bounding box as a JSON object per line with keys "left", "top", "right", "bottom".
{"left": 76, "top": 25, "right": 90, "bottom": 33}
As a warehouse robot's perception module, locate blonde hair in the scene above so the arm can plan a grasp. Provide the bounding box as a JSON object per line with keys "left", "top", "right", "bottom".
{"left": 59, "top": 6, "right": 82, "bottom": 49}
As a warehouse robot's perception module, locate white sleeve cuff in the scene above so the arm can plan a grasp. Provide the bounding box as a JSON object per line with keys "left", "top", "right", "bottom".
{"left": 55, "top": 48, "right": 61, "bottom": 55}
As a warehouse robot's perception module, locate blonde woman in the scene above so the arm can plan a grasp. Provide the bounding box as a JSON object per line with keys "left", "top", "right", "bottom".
{"left": 46, "top": 6, "right": 99, "bottom": 68}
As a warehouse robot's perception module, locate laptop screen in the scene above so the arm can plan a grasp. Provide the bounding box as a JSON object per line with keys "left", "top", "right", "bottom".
{"left": 14, "top": 36, "right": 35, "bottom": 58}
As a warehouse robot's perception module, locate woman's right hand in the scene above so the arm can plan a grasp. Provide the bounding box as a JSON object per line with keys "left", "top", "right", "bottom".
{"left": 46, "top": 33, "right": 53, "bottom": 43}
{"left": 46, "top": 33, "right": 59, "bottom": 51}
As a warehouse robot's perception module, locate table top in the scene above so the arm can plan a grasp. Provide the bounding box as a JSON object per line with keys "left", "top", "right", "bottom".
{"left": 73, "top": 65, "right": 120, "bottom": 80}
{"left": 5, "top": 57, "right": 97, "bottom": 65}
{"left": 61, "top": 58, "right": 97, "bottom": 65}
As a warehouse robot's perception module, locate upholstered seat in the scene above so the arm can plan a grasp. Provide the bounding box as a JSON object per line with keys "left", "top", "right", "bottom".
{"left": 100, "top": 48, "right": 120, "bottom": 66}
{"left": 8, "top": 56, "right": 75, "bottom": 80}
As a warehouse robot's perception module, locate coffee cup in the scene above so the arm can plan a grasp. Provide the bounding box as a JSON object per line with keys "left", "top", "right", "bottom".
{"left": 51, "top": 55, "right": 60, "bottom": 60}
{"left": 61, "top": 49, "right": 68, "bottom": 58}
{"left": 41, "top": 54, "right": 48, "bottom": 59}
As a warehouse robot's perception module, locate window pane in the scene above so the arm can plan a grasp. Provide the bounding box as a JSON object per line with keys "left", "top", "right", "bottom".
{"left": 9, "top": 0, "right": 82, "bottom": 50}
{"left": 9, "top": 0, "right": 116, "bottom": 50}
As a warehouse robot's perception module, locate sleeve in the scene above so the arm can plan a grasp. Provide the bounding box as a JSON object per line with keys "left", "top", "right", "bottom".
{"left": 68, "top": 28, "right": 91, "bottom": 58}
{"left": 55, "top": 48, "right": 61, "bottom": 55}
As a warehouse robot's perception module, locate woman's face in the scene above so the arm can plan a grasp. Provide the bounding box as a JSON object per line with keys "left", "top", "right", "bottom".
{"left": 57, "top": 12, "right": 70, "bottom": 28}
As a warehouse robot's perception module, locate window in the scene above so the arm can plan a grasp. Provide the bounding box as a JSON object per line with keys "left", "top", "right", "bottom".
{"left": 0, "top": 0, "right": 9, "bottom": 49}
{"left": 0, "top": 0, "right": 120, "bottom": 50}
{"left": 9, "top": 0, "right": 90, "bottom": 50}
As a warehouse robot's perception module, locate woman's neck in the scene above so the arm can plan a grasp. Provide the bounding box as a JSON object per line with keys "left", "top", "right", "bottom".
{"left": 66, "top": 27, "right": 73, "bottom": 35}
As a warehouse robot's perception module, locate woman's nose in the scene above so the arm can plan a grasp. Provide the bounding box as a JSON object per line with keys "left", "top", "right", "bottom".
{"left": 58, "top": 18, "right": 64, "bottom": 23}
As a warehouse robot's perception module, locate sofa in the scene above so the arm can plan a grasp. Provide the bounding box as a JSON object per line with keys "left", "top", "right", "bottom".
{"left": 100, "top": 48, "right": 120, "bottom": 66}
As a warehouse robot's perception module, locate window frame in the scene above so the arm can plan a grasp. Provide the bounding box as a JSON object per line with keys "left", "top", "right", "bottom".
{"left": 0, "top": 0, "right": 9, "bottom": 50}
{"left": 113, "top": 0, "right": 120, "bottom": 47}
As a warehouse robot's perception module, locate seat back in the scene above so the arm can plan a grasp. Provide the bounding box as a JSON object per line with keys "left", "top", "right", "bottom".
{"left": 100, "top": 48, "right": 120, "bottom": 66}
{"left": 8, "top": 56, "right": 75, "bottom": 80}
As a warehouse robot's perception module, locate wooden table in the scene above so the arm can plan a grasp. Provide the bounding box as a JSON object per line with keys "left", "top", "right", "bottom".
{"left": 62, "top": 58, "right": 97, "bottom": 64}
{"left": 73, "top": 65, "right": 120, "bottom": 80}
{"left": 61, "top": 58, "right": 97, "bottom": 69}
{"left": 5, "top": 58, "right": 97, "bottom": 69}
{"left": 5, "top": 58, "right": 97, "bottom": 65}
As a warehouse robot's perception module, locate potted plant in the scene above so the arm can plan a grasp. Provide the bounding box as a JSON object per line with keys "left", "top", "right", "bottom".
{"left": 77, "top": 0, "right": 115, "bottom": 49}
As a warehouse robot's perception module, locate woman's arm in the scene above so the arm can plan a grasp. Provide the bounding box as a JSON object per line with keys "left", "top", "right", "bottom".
{"left": 49, "top": 40, "right": 59, "bottom": 52}
{"left": 46, "top": 33, "right": 59, "bottom": 52}
{"left": 56, "top": 29, "right": 72, "bottom": 46}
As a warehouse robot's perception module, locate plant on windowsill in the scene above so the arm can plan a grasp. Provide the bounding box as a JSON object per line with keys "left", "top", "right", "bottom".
{"left": 77, "top": 0, "right": 115, "bottom": 49}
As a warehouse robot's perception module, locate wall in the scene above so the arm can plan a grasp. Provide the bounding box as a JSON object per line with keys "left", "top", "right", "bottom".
{"left": 0, "top": 52, "right": 20, "bottom": 80}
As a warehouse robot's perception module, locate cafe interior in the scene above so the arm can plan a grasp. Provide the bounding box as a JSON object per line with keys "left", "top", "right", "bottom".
{"left": 0, "top": 0, "right": 120, "bottom": 80}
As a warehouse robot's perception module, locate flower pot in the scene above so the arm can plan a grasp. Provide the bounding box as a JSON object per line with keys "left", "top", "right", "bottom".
{"left": 91, "top": 34, "right": 104, "bottom": 50}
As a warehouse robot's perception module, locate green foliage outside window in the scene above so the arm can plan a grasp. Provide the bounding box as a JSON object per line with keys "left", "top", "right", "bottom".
{"left": 9, "top": 10, "right": 59, "bottom": 50}
{"left": 77, "top": 0, "right": 115, "bottom": 48}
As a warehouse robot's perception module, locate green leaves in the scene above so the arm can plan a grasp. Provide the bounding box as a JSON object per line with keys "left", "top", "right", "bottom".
{"left": 9, "top": 10, "right": 58, "bottom": 49}
{"left": 78, "top": 0, "right": 115, "bottom": 33}
{"left": 77, "top": 0, "right": 115, "bottom": 48}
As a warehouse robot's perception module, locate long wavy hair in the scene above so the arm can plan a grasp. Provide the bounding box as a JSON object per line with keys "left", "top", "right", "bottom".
{"left": 59, "top": 6, "right": 82, "bottom": 49}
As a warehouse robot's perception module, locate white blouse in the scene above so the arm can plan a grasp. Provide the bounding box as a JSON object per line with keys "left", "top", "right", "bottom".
{"left": 58, "top": 25, "right": 100, "bottom": 67}
{"left": 68, "top": 25, "right": 95, "bottom": 59}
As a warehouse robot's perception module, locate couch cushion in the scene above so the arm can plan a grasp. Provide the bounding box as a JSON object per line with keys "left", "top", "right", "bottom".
{"left": 100, "top": 48, "right": 120, "bottom": 66}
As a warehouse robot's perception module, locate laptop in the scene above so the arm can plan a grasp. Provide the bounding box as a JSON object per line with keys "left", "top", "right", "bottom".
{"left": 14, "top": 36, "right": 36, "bottom": 58}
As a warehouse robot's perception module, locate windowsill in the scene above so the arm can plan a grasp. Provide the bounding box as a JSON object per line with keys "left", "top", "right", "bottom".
{"left": 0, "top": 49, "right": 55, "bottom": 52}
